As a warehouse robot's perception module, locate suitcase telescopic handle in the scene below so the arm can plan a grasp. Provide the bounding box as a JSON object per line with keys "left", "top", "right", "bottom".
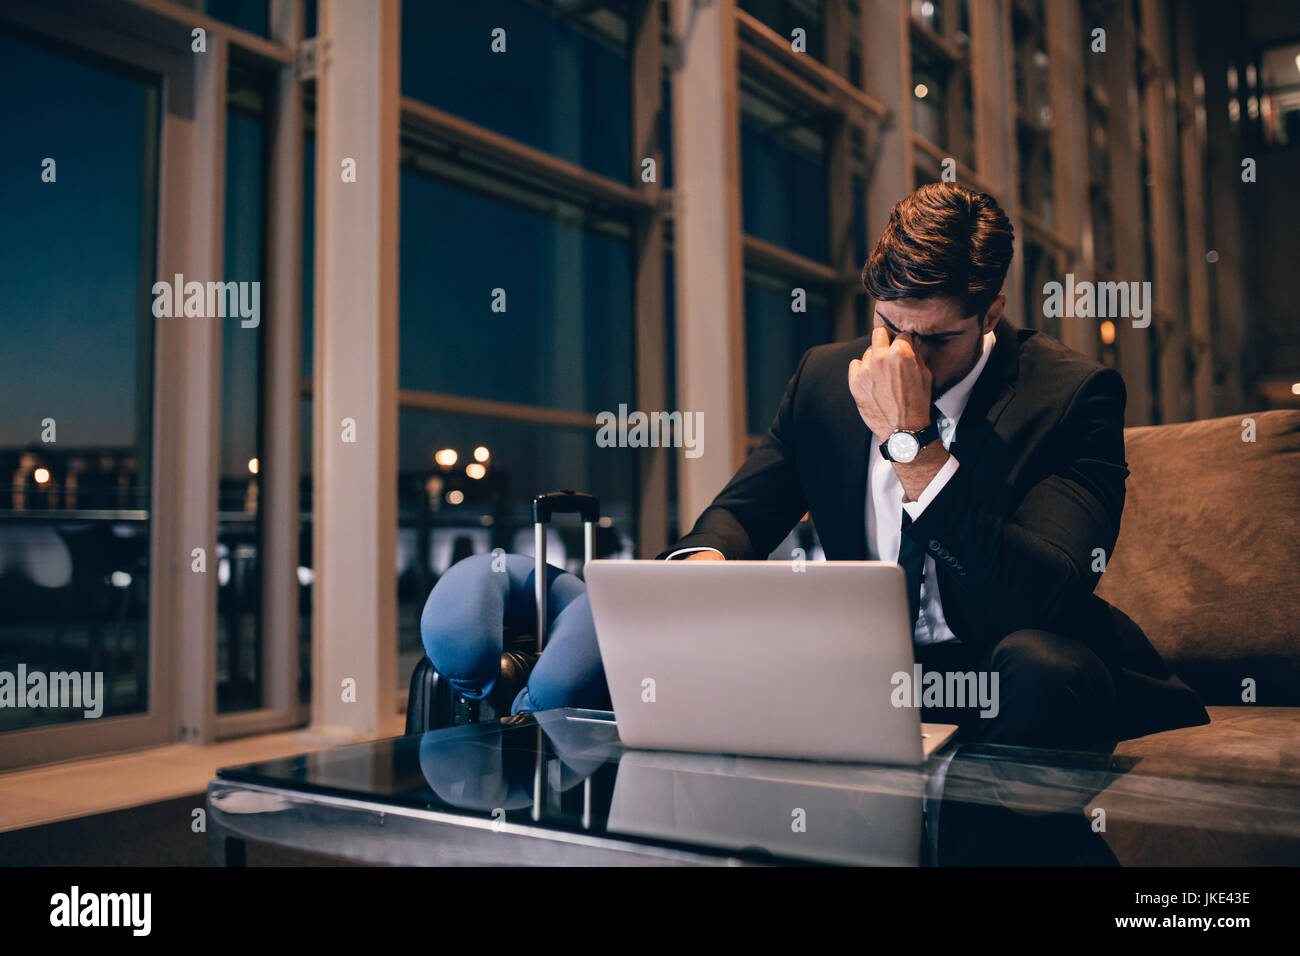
{"left": 531, "top": 491, "right": 600, "bottom": 652}
{"left": 532, "top": 490, "right": 600, "bottom": 524}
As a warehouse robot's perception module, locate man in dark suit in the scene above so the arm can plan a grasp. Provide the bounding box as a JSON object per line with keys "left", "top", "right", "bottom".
{"left": 661, "top": 182, "right": 1207, "bottom": 749}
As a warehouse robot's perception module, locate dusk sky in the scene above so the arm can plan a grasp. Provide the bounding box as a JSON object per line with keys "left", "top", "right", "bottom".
{"left": 1, "top": 30, "right": 153, "bottom": 452}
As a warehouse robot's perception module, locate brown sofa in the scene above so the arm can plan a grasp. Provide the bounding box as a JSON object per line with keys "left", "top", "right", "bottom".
{"left": 1088, "top": 408, "right": 1300, "bottom": 862}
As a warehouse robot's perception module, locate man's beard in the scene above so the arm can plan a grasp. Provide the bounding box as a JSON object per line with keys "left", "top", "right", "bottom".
{"left": 930, "top": 339, "right": 985, "bottom": 399}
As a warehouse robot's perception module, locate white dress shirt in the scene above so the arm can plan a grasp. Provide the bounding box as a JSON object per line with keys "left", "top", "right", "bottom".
{"left": 668, "top": 329, "right": 996, "bottom": 647}
{"left": 866, "top": 328, "right": 995, "bottom": 645}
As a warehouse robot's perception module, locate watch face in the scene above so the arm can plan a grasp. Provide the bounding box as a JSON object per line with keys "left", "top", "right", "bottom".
{"left": 886, "top": 431, "right": 920, "bottom": 462}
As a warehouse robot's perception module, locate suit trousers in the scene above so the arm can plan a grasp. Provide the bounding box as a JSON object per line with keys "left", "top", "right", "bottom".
{"left": 914, "top": 629, "right": 1120, "bottom": 750}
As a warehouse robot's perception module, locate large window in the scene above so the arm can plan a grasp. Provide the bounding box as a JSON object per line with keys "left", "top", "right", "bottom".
{"left": 395, "top": 1, "right": 641, "bottom": 691}
{"left": 740, "top": 79, "right": 829, "bottom": 263}
{"left": 178, "top": 0, "right": 268, "bottom": 37}
{"left": 1021, "top": 237, "right": 1060, "bottom": 341}
{"left": 1258, "top": 43, "right": 1300, "bottom": 146}
{"left": 395, "top": 408, "right": 638, "bottom": 686}
{"left": 740, "top": 0, "right": 825, "bottom": 62}
{"left": 217, "top": 63, "right": 270, "bottom": 714}
{"left": 1086, "top": 95, "right": 1115, "bottom": 272}
{"left": 399, "top": 164, "right": 634, "bottom": 412}
{"left": 910, "top": 0, "right": 975, "bottom": 172}
{"left": 745, "top": 273, "right": 832, "bottom": 435}
{"left": 0, "top": 31, "right": 159, "bottom": 732}
{"left": 736, "top": 9, "right": 837, "bottom": 523}
{"left": 402, "top": 0, "right": 631, "bottom": 183}
{"left": 1013, "top": 0, "right": 1054, "bottom": 225}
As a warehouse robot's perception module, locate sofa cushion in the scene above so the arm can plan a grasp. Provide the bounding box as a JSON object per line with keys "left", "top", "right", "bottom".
{"left": 1114, "top": 705, "right": 1300, "bottom": 768}
{"left": 1089, "top": 707, "right": 1300, "bottom": 865}
{"left": 1095, "top": 409, "right": 1300, "bottom": 705}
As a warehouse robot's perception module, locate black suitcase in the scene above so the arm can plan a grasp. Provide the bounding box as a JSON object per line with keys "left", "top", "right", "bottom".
{"left": 405, "top": 491, "right": 599, "bottom": 734}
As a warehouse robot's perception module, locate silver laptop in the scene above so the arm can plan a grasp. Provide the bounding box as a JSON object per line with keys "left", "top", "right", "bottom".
{"left": 584, "top": 560, "right": 958, "bottom": 765}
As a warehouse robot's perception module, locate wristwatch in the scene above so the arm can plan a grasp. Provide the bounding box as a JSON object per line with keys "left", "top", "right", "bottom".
{"left": 879, "top": 423, "right": 940, "bottom": 463}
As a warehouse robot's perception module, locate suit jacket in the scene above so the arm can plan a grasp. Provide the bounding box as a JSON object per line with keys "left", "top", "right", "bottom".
{"left": 661, "top": 319, "right": 1209, "bottom": 740}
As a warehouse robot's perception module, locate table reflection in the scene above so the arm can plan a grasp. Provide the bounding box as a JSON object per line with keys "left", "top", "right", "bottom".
{"left": 408, "top": 711, "right": 1122, "bottom": 865}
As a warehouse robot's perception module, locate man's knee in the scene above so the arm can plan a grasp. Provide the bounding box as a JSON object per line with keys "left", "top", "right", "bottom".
{"left": 982, "top": 629, "right": 1117, "bottom": 745}
{"left": 991, "top": 630, "right": 1110, "bottom": 689}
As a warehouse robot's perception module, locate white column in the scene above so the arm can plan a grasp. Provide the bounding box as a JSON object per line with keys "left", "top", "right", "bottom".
{"left": 861, "top": 0, "right": 911, "bottom": 237}
{"left": 1198, "top": 1, "right": 1247, "bottom": 414}
{"left": 632, "top": 0, "right": 668, "bottom": 557}
{"left": 261, "top": 0, "right": 304, "bottom": 722}
{"left": 311, "top": 0, "right": 400, "bottom": 738}
{"left": 161, "top": 33, "right": 227, "bottom": 746}
{"left": 970, "top": 0, "right": 1021, "bottom": 315}
{"left": 1173, "top": 1, "right": 1214, "bottom": 419}
{"left": 1105, "top": 9, "right": 1153, "bottom": 423}
{"left": 670, "top": 0, "right": 746, "bottom": 530}
{"left": 1047, "top": 0, "right": 1092, "bottom": 357}
{"left": 1140, "top": 0, "right": 1188, "bottom": 423}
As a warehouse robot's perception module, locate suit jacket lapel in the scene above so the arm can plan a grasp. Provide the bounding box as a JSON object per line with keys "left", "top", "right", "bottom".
{"left": 833, "top": 382, "right": 874, "bottom": 560}
{"left": 846, "top": 413, "right": 873, "bottom": 559}
{"left": 933, "top": 321, "right": 1019, "bottom": 642}
{"left": 948, "top": 319, "right": 1020, "bottom": 466}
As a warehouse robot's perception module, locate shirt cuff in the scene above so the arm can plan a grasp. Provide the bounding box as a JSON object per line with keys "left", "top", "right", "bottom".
{"left": 901, "top": 455, "right": 960, "bottom": 521}
{"left": 663, "top": 546, "right": 725, "bottom": 561}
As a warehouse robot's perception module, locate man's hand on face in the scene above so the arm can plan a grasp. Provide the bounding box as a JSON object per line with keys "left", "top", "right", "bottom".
{"left": 848, "top": 326, "right": 934, "bottom": 443}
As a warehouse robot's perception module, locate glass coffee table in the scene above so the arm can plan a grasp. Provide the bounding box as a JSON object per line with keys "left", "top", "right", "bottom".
{"left": 208, "top": 709, "right": 1300, "bottom": 866}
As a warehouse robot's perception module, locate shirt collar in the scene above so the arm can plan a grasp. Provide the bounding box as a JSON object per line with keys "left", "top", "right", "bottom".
{"left": 934, "top": 327, "right": 997, "bottom": 424}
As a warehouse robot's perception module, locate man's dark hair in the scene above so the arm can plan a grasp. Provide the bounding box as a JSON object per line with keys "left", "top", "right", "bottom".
{"left": 861, "top": 182, "right": 1015, "bottom": 320}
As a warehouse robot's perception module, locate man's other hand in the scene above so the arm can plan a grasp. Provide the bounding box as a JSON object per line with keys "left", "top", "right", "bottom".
{"left": 848, "top": 326, "right": 933, "bottom": 442}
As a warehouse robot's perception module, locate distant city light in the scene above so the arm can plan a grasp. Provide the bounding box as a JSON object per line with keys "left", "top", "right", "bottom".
{"left": 110, "top": 571, "right": 132, "bottom": 588}
{"left": 248, "top": 457, "right": 259, "bottom": 475}
{"left": 33, "top": 468, "right": 50, "bottom": 484}
{"left": 914, "top": 83, "right": 929, "bottom": 99}
{"left": 466, "top": 463, "right": 486, "bottom": 480}
{"left": 435, "top": 448, "right": 458, "bottom": 468}
{"left": 446, "top": 490, "right": 465, "bottom": 505}
{"left": 920, "top": 1, "right": 934, "bottom": 18}
{"left": 1206, "top": 249, "right": 1220, "bottom": 264}
{"left": 1100, "top": 321, "right": 1116, "bottom": 345}
{"left": 1292, "top": 383, "right": 1300, "bottom": 396}
{"left": 473, "top": 446, "right": 490, "bottom": 462}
